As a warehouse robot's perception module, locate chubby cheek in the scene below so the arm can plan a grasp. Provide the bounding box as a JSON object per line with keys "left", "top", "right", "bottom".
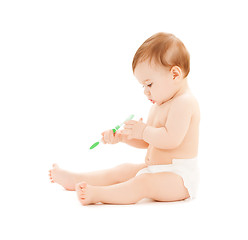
{"left": 156, "top": 88, "right": 172, "bottom": 102}
{"left": 155, "top": 88, "right": 166, "bottom": 99}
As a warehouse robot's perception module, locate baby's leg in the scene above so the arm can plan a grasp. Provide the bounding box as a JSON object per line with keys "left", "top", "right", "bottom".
{"left": 49, "top": 163, "right": 146, "bottom": 191}
{"left": 76, "top": 172, "right": 190, "bottom": 205}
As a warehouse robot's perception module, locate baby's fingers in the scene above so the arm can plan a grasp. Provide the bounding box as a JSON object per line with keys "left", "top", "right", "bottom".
{"left": 113, "top": 130, "right": 122, "bottom": 143}
{"left": 101, "top": 132, "right": 106, "bottom": 144}
{"left": 101, "top": 129, "right": 122, "bottom": 144}
{"left": 109, "top": 131, "right": 115, "bottom": 143}
{"left": 124, "top": 120, "right": 137, "bottom": 125}
{"left": 122, "top": 129, "right": 131, "bottom": 135}
{"left": 101, "top": 136, "right": 106, "bottom": 144}
{"left": 102, "top": 129, "right": 114, "bottom": 144}
{"left": 123, "top": 124, "right": 133, "bottom": 130}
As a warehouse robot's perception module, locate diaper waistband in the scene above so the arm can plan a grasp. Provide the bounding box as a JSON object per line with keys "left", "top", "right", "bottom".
{"left": 146, "top": 157, "right": 198, "bottom": 171}
{"left": 172, "top": 157, "right": 198, "bottom": 166}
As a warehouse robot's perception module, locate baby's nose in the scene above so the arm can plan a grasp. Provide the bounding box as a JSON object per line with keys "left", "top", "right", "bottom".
{"left": 144, "top": 87, "right": 150, "bottom": 95}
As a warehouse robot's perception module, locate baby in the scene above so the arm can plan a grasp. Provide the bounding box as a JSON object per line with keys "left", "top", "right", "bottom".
{"left": 49, "top": 32, "right": 200, "bottom": 205}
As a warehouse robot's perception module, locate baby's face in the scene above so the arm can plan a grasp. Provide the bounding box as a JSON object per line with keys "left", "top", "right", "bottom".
{"left": 134, "top": 60, "right": 179, "bottom": 106}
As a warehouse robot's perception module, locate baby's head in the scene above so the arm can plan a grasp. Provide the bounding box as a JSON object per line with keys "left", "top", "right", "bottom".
{"left": 132, "top": 32, "right": 190, "bottom": 105}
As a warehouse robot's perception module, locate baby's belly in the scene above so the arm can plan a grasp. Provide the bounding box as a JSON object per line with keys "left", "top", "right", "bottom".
{"left": 145, "top": 146, "right": 174, "bottom": 165}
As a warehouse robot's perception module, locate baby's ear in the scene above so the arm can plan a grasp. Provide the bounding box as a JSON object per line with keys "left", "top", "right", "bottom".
{"left": 171, "top": 66, "right": 182, "bottom": 80}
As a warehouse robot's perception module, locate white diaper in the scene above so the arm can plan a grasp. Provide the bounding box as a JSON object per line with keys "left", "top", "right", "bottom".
{"left": 136, "top": 157, "right": 200, "bottom": 199}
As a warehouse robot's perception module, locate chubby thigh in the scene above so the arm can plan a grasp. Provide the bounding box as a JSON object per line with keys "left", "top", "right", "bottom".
{"left": 143, "top": 172, "right": 190, "bottom": 201}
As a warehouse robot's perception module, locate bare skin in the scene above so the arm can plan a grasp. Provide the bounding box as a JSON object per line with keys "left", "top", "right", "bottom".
{"left": 75, "top": 172, "right": 189, "bottom": 206}
{"left": 49, "top": 164, "right": 81, "bottom": 191}
{"left": 49, "top": 163, "right": 147, "bottom": 190}
{"left": 49, "top": 60, "right": 199, "bottom": 205}
{"left": 49, "top": 163, "right": 189, "bottom": 205}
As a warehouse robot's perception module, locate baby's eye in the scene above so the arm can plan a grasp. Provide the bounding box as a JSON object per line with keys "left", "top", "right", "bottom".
{"left": 142, "top": 83, "right": 153, "bottom": 88}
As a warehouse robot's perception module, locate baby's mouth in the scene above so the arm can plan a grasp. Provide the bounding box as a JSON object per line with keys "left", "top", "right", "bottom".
{"left": 149, "top": 99, "right": 155, "bottom": 104}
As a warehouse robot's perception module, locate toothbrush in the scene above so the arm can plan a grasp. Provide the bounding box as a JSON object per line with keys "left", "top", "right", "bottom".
{"left": 89, "top": 114, "right": 134, "bottom": 150}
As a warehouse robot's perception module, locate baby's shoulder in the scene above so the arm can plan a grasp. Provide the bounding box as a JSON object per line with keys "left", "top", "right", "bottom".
{"left": 171, "top": 92, "right": 199, "bottom": 112}
{"left": 172, "top": 92, "right": 194, "bottom": 104}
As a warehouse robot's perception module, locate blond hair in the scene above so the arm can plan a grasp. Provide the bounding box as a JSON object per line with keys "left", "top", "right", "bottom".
{"left": 132, "top": 32, "right": 190, "bottom": 78}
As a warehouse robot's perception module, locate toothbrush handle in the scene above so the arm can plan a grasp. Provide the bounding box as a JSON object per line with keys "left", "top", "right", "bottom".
{"left": 112, "top": 125, "right": 121, "bottom": 134}
{"left": 112, "top": 115, "right": 134, "bottom": 134}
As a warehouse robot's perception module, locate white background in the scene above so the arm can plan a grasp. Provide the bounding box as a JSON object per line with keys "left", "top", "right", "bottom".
{"left": 0, "top": 0, "right": 247, "bottom": 239}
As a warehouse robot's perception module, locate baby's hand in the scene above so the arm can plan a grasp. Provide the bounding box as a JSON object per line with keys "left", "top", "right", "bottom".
{"left": 122, "top": 118, "right": 147, "bottom": 140}
{"left": 101, "top": 129, "right": 123, "bottom": 144}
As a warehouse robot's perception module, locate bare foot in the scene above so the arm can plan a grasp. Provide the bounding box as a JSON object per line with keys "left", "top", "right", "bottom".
{"left": 49, "top": 164, "right": 80, "bottom": 191}
{"left": 75, "top": 182, "right": 99, "bottom": 205}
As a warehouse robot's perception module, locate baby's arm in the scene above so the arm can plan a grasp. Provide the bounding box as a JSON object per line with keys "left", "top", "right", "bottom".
{"left": 143, "top": 98, "right": 193, "bottom": 149}
{"left": 121, "top": 132, "right": 149, "bottom": 149}
{"left": 101, "top": 128, "right": 148, "bottom": 148}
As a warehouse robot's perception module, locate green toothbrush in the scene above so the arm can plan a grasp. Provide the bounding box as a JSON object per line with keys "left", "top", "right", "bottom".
{"left": 89, "top": 114, "right": 134, "bottom": 150}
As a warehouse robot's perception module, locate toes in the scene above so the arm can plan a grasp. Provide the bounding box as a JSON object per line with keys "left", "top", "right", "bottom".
{"left": 76, "top": 182, "right": 87, "bottom": 194}
{"left": 52, "top": 163, "right": 59, "bottom": 168}
{"left": 76, "top": 182, "right": 87, "bottom": 191}
{"left": 75, "top": 183, "right": 83, "bottom": 194}
{"left": 76, "top": 183, "right": 88, "bottom": 204}
{"left": 48, "top": 169, "right": 54, "bottom": 183}
{"left": 75, "top": 183, "right": 81, "bottom": 190}
{"left": 49, "top": 175, "right": 54, "bottom": 183}
{"left": 80, "top": 195, "right": 85, "bottom": 200}
{"left": 80, "top": 182, "right": 87, "bottom": 190}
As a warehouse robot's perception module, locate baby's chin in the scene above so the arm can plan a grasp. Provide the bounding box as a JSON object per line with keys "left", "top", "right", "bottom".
{"left": 156, "top": 98, "right": 171, "bottom": 106}
{"left": 150, "top": 95, "right": 173, "bottom": 105}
